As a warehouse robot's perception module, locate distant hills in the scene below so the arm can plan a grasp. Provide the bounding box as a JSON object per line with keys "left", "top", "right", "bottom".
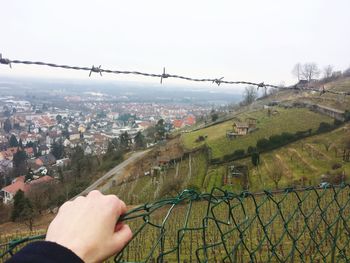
{"left": 0, "top": 75, "right": 242, "bottom": 104}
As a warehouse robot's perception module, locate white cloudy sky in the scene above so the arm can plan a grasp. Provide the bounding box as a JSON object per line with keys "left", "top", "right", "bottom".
{"left": 0, "top": 0, "right": 349, "bottom": 87}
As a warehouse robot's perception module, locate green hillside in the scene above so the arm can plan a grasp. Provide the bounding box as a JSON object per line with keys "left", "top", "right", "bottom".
{"left": 108, "top": 151, "right": 209, "bottom": 204}
{"left": 108, "top": 123, "right": 349, "bottom": 205}
{"left": 209, "top": 124, "right": 350, "bottom": 192}
{"left": 182, "top": 107, "right": 333, "bottom": 159}
{"left": 266, "top": 77, "right": 350, "bottom": 111}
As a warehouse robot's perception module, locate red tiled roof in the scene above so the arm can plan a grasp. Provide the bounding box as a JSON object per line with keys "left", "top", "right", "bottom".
{"left": 1, "top": 176, "right": 28, "bottom": 194}
{"left": 1, "top": 175, "right": 54, "bottom": 195}
{"left": 29, "top": 175, "right": 53, "bottom": 186}
{"left": 184, "top": 115, "right": 196, "bottom": 125}
{"left": 173, "top": 119, "right": 184, "bottom": 128}
{"left": 139, "top": 121, "right": 151, "bottom": 128}
{"left": 35, "top": 159, "right": 44, "bottom": 166}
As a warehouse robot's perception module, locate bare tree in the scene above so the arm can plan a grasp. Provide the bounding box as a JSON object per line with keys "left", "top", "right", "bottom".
{"left": 301, "top": 63, "right": 320, "bottom": 81}
{"left": 269, "top": 157, "right": 284, "bottom": 189}
{"left": 242, "top": 86, "right": 257, "bottom": 105}
{"left": 292, "top": 63, "right": 302, "bottom": 81}
{"left": 323, "top": 65, "right": 334, "bottom": 79}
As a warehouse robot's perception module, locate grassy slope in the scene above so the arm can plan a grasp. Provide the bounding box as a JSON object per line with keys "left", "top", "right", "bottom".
{"left": 267, "top": 77, "right": 350, "bottom": 111}
{"left": 208, "top": 124, "right": 350, "bottom": 192}
{"left": 108, "top": 151, "right": 208, "bottom": 204}
{"left": 182, "top": 108, "right": 333, "bottom": 159}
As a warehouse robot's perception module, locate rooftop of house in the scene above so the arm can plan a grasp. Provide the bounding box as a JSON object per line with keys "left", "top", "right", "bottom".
{"left": 1, "top": 176, "right": 27, "bottom": 194}
{"left": 233, "top": 122, "right": 249, "bottom": 128}
{"left": 173, "top": 119, "right": 184, "bottom": 128}
{"left": 29, "top": 175, "right": 53, "bottom": 186}
{"left": 1, "top": 175, "right": 54, "bottom": 195}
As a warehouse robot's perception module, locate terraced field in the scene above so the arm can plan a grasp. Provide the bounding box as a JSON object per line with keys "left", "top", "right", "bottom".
{"left": 3, "top": 186, "right": 350, "bottom": 262}
{"left": 213, "top": 124, "right": 350, "bottom": 192}
{"left": 181, "top": 108, "right": 333, "bottom": 159}
{"left": 108, "top": 123, "right": 349, "bottom": 204}
{"left": 107, "top": 151, "right": 209, "bottom": 204}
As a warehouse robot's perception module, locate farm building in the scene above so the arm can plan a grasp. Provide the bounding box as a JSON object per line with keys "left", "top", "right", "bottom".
{"left": 232, "top": 118, "right": 257, "bottom": 136}
{"left": 233, "top": 122, "right": 250, "bottom": 135}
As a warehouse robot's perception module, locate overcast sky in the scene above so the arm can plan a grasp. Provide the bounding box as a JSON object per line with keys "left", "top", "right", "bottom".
{"left": 0, "top": 0, "right": 349, "bottom": 88}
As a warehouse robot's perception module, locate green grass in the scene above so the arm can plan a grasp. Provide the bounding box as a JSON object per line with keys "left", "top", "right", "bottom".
{"left": 181, "top": 108, "right": 333, "bottom": 159}
{"left": 108, "top": 151, "right": 209, "bottom": 204}
{"left": 205, "top": 124, "right": 350, "bottom": 192}
{"left": 203, "top": 166, "right": 225, "bottom": 192}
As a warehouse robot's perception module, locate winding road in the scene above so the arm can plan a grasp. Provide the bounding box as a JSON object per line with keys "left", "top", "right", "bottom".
{"left": 73, "top": 149, "right": 151, "bottom": 199}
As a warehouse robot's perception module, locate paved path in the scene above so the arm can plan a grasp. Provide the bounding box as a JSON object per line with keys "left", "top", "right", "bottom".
{"left": 73, "top": 149, "right": 151, "bottom": 199}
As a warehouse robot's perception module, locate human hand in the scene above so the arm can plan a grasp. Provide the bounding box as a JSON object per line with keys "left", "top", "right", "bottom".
{"left": 46, "top": 190, "right": 132, "bottom": 263}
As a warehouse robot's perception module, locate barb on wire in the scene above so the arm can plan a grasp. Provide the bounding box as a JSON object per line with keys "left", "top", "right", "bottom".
{"left": 0, "top": 54, "right": 11, "bottom": 68}
{"left": 213, "top": 77, "right": 224, "bottom": 86}
{"left": 89, "top": 65, "right": 103, "bottom": 77}
{"left": 0, "top": 54, "right": 349, "bottom": 97}
{"left": 160, "top": 67, "right": 169, "bottom": 84}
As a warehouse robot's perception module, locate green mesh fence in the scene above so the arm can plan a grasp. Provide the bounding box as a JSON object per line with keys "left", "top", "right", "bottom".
{"left": 1, "top": 184, "right": 350, "bottom": 262}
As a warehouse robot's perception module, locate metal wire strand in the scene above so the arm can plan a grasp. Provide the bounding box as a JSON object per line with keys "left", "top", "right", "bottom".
{"left": 1, "top": 54, "right": 349, "bottom": 96}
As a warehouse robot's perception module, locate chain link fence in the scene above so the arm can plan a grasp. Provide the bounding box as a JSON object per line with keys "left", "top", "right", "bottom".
{"left": 1, "top": 185, "right": 350, "bottom": 262}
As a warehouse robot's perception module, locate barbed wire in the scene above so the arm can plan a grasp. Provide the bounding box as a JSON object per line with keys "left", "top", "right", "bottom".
{"left": 1, "top": 53, "right": 349, "bottom": 96}
{"left": 1, "top": 184, "right": 350, "bottom": 262}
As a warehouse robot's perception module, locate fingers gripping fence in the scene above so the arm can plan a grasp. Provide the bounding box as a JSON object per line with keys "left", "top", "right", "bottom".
{"left": 2, "top": 185, "right": 350, "bottom": 262}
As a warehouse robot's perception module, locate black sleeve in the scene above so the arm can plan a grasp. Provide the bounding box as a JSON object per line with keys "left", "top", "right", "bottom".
{"left": 6, "top": 241, "right": 84, "bottom": 263}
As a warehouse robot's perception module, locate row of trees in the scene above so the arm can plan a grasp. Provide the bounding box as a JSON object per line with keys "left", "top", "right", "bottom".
{"left": 292, "top": 63, "right": 321, "bottom": 82}
{"left": 292, "top": 62, "right": 346, "bottom": 82}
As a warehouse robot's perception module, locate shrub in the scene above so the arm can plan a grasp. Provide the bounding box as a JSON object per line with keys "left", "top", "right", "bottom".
{"left": 334, "top": 119, "right": 343, "bottom": 126}
{"left": 251, "top": 152, "right": 260, "bottom": 166}
{"left": 317, "top": 122, "right": 332, "bottom": 133}
{"left": 345, "top": 110, "right": 350, "bottom": 121}
{"left": 247, "top": 146, "right": 257, "bottom": 154}
{"left": 295, "top": 130, "right": 310, "bottom": 138}
{"left": 210, "top": 157, "right": 222, "bottom": 164}
{"left": 269, "top": 134, "right": 283, "bottom": 147}
{"left": 233, "top": 149, "right": 245, "bottom": 158}
{"left": 281, "top": 132, "right": 295, "bottom": 141}
{"left": 332, "top": 163, "right": 342, "bottom": 170}
{"left": 195, "top": 135, "right": 205, "bottom": 142}
{"left": 223, "top": 153, "right": 235, "bottom": 162}
{"left": 257, "top": 138, "right": 270, "bottom": 151}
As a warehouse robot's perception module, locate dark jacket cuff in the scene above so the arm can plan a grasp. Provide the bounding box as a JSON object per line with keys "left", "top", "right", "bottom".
{"left": 6, "top": 241, "right": 84, "bottom": 263}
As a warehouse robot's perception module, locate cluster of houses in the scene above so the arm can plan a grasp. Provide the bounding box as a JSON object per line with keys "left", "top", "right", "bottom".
{"left": 0, "top": 97, "right": 201, "bottom": 204}
{"left": 0, "top": 143, "right": 70, "bottom": 204}
{"left": 171, "top": 116, "right": 196, "bottom": 129}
